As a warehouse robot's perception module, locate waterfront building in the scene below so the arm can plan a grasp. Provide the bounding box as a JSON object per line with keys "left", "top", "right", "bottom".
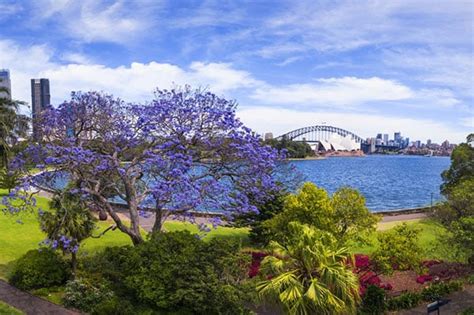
{"left": 264, "top": 132, "right": 273, "bottom": 140}
{"left": 394, "top": 132, "right": 402, "bottom": 145}
{"left": 383, "top": 134, "right": 389, "bottom": 145}
{"left": 0, "top": 69, "right": 11, "bottom": 100}
{"left": 415, "top": 140, "right": 421, "bottom": 148}
{"left": 31, "top": 78, "right": 51, "bottom": 140}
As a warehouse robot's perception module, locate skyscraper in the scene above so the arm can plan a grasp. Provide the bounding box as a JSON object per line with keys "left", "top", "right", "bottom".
{"left": 31, "top": 78, "right": 51, "bottom": 140}
{"left": 0, "top": 69, "right": 11, "bottom": 100}
{"left": 383, "top": 134, "right": 389, "bottom": 145}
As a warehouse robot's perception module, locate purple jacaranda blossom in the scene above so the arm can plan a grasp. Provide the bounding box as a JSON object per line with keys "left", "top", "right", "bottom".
{"left": 6, "top": 87, "right": 286, "bottom": 245}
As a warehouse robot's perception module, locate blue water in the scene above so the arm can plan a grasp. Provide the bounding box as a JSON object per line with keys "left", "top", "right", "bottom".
{"left": 290, "top": 155, "right": 450, "bottom": 212}
{"left": 34, "top": 155, "right": 450, "bottom": 213}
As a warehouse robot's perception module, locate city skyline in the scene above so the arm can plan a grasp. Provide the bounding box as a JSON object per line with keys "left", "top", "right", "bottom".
{"left": 0, "top": 1, "right": 472, "bottom": 143}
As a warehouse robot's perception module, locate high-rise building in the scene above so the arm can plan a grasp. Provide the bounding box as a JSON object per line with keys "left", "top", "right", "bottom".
{"left": 0, "top": 69, "right": 11, "bottom": 100}
{"left": 383, "top": 134, "right": 389, "bottom": 145}
{"left": 427, "top": 139, "right": 432, "bottom": 146}
{"left": 264, "top": 132, "right": 273, "bottom": 141}
{"left": 31, "top": 78, "right": 51, "bottom": 140}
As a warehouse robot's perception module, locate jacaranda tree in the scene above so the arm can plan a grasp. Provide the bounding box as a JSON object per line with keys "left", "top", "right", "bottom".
{"left": 7, "top": 87, "right": 281, "bottom": 245}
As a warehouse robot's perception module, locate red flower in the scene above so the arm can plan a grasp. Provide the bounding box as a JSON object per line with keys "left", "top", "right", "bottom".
{"left": 354, "top": 254, "right": 370, "bottom": 269}
{"left": 416, "top": 275, "right": 433, "bottom": 284}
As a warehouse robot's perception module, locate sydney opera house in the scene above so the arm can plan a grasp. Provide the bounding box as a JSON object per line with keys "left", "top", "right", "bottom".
{"left": 313, "top": 134, "right": 361, "bottom": 152}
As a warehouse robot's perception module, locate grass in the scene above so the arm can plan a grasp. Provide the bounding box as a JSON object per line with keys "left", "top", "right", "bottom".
{"left": 0, "top": 301, "right": 23, "bottom": 315}
{"left": 0, "top": 193, "right": 249, "bottom": 279}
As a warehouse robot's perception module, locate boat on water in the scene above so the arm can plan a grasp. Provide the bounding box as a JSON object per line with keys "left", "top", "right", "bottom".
{"left": 424, "top": 150, "right": 434, "bottom": 157}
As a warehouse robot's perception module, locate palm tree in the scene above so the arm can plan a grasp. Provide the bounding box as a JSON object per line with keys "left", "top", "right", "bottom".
{"left": 0, "top": 85, "right": 30, "bottom": 167}
{"left": 257, "top": 222, "right": 360, "bottom": 315}
{"left": 40, "top": 188, "right": 97, "bottom": 277}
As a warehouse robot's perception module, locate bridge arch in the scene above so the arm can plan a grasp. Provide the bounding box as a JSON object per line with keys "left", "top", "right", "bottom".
{"left": 276, "top": 125, "right": 366, "bottom": 144}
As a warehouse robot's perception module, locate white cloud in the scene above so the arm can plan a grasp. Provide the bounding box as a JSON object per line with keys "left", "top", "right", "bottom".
{"left": 264, "top": 0, "right": 472, "bottom": 54}
{"left": 1, "top": 39, "right": 468, "bottom": 143}
{"left": 251, "top": 77, "right": 414, "bottom": 106}
{"left": 60, "top": 52, "right": 93, "bottom": 64}
{"left": 31, "top": 0, "right": 152, "bottom": 44}
{"left": 383, "top": 48, "right": 474, "bottom": 96}
{"left": 0, "top": 40, "right": 260, "bottom": 105}
{"left": 237, "top": 107, "right": 470, "bottom": 144}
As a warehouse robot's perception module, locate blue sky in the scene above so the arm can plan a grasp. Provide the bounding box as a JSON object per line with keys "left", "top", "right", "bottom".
{"left": 0, "top": 0, "right": 472, "bottom": 143}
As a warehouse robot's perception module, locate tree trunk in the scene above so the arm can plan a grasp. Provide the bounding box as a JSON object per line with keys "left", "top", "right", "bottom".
{"left": 152, "top": 205, "right": 165, "bottom": 234}
{"left": 71, "top": 251, "right": 77, "bottom": 279}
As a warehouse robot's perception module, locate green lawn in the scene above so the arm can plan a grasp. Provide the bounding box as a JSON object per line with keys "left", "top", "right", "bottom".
{"left": 0, "top": 194, "right": 249, "bottom": 279}
{"left": 0, "top": 301, "right": 23, "bottom": 315}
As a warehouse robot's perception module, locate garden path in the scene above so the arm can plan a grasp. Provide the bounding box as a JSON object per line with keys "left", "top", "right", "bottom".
{"left": 0, "top": 280, "right": 79, "bottom": 315}
{"left": 396, "top": 284, "right": 474, "bottom": 315}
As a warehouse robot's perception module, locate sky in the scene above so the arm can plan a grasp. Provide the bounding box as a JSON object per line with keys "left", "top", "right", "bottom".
{"left": 0, "top": 0, "right": 472, "bottom": 143}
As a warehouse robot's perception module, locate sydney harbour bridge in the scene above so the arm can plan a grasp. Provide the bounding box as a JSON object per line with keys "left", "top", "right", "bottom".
{"left": 275, "top": 125, "right": 371, "bottom": 153}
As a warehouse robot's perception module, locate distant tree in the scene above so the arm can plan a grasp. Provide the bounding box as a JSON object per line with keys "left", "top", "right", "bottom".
{"left": 0, "top": 85, "right": 29, "bottom": 168}
{"left": 265, "top": 137, "right": 313, "bottom": 158}
{"left": 40, "top": 188, "right": 97, "bottom": 276}
{"left": 257, "top": 222, "right": 360, "bottom": 315}
{"left": 467, "top": 133, "right": 474, "bottom": 143}
{"left": 264, "top": 182, "right": 379, "bottom": 245}
{"left": 7, "top": 88, "right": 281, "bottom": 245}
{"left": 372, "top": 223, "right": 423, "bottom": 275}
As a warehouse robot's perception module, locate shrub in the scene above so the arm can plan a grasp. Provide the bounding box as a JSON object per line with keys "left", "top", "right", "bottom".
{"left": 386, "top": 292, "right": 422, "bottom": 311}
{"left": 359, "top": 285, "right": 386, "bottom": 314}
{"left": 62, "top": 278, "right": 114, "bottom": 313}
{"left": 421, "top": 281, "right": 463, "bottom": 302}
{"left": 8, "top": 249, "right": 70, "bottom": 290}
{"left": 123, "top": 231, "right": 252, "bottom": 314}
{"left": 372, "top": 223, "right": 423, "bottom": 274}
{"left": 79, "top": 246, "right": 133, "bottom": 297}
{"left": 91, "top": 297, "right": 136, "bottom": 315}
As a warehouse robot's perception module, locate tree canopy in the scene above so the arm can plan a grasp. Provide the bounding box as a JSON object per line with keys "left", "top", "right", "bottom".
{"left": 263, "top": 182, "right": 379, "bottom": 245}
{"left": 7, "top": 87, "right": 282, "bottom": 245}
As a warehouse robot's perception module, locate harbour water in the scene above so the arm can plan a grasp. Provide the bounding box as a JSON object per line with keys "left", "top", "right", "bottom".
{"left": 291, "top": 155, "right": 451, "bottom": 212}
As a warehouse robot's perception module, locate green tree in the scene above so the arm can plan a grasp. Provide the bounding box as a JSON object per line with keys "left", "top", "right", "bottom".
{"left": 40, "top": 188, "right": 97, "bottom": 276}
{"left": 264, "top": 182, "right": 379, "bottom": 245}
{"left": 450, "top": 217, "right": 474, "bottom": 264}
{"left": 330, "top": 187, "right": 380, "bottom": 244}
{"left": 433, "top": 135, "right": 474, "bottom": 263}
{"left": 372, "top": 223, "right": 423, "bottom": 274}
{"left": 265, "top": 137, "right": 314, "bottom": 159}
{"left": 257, "top": 222, "right": 360, "bottom": 315}
{"left": 0, "top": 85, "right": 29, "bottom": 168}
{"left": 231, "top": 188, "right": 288, "bottom": 245}
{"left": 440, "top": 137, "right": 474, "bottom": 195}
